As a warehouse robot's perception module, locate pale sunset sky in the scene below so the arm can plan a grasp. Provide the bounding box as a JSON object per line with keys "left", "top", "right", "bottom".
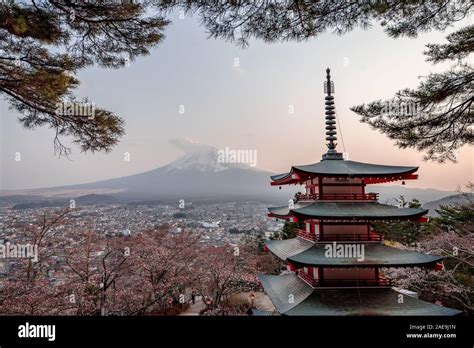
{"left": 0, "top": 11, "right": 472, "bottom": 191}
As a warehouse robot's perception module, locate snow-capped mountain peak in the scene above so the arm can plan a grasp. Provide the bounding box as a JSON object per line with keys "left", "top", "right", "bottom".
{"left": 165, "top": 139, "right": 257, "bottom": 173}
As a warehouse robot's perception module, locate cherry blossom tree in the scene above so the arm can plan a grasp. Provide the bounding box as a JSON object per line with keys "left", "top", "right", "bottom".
{"left": 1, "top": 209, "right": 266, "bottom": 316}
{"left": 0, "top": 209, "right": 204, "bottom": 315}
{"left": 386, "top": 197, "right": 473, "bottom": 314}
{"left": 192, "top": 244, "right": 259, "bottom": 308}
{"left": 0, "top": 208, "right": 72, "bottom": 314}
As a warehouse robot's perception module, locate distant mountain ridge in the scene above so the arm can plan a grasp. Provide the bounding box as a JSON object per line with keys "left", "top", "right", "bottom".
{"left": 422, "top": 193, "right": 473, "bottom": 216}
{"left": 371, "top": 186, "right": 458, "bottom": 205}
{"left": 9, "top": 194, "right": 118, "bottom": 210}
{"left": 0, "top": 140, "right": 461, "bottom": 204}
{"left": 64, "top": 144, "right": 276, "bottom": 199}
{"left": 1, "top": 142, "right": 287, "bottom": 202}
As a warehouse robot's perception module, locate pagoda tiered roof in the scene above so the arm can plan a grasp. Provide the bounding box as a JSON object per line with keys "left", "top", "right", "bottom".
{"left": 265, "top": 239, "right": 442, "bottom": 267}
{"left": 271, "top": 159, "right": 418, "bottom": 186}
{"left": 268, "top": 202, "right": 428, "bottom": 220}
{"left": 259, "top": 274, "right": 462, "bottom": 316}
{"left": 271, "top": 160, "right": 418, "bottom": 180}
{"left": 265, "top": 237, "right": 314, "bottom": 261}
{"left": 288, "top": 244, "right": 443, "bottom": 267}
{"left": 259, "top": 274, "right": 314, "bottom": 314}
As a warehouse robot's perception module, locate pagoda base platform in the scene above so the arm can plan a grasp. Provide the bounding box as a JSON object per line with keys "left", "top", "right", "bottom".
{"left": 259, "top": 274, "right": 462, "bottom": 316}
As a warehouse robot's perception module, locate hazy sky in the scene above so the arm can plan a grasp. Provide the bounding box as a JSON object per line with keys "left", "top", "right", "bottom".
{"left": 1, "top": 12, "right": 472, "bottom": 191}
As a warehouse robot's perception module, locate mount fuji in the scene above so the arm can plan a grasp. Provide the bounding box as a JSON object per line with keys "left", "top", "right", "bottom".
{"left": 7, "top": 140, "right": 290, "bottom": 202}
{"left": 1, "top": 139, "right": 457, "bottom": 204}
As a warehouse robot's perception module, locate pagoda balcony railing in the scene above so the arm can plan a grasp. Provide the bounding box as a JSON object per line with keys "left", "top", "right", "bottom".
{"left": 318, "top": 233, "right": 383, "bottom": 242}
{"left": 296, "top": 229, "right": 317, "bottom": 242}
{"left": 317, "top": 277, "right": 392, "bottom": 287}
{"left": 296, "top": 229, "right": 383, "bottom": 242}
{"left": 295, "top": 192, "right": 378, "bottom": 201}
{"left": 297, "top": 270, "right": 318, "bottom": 287}
{"left": 297, "top": 270, "right": 392, "bottom": 288}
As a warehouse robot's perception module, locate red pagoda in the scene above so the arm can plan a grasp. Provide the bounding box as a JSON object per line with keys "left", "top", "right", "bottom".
{"left": 258, "top": 68, "right": 461, "bottom": 316}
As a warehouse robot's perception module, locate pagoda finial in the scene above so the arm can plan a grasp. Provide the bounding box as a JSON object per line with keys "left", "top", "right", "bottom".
{"left": 324, "top": 67, "right": 334, "bottom": 95}
{"left": 322, "top": 68, "right": 343, "bottom": 160}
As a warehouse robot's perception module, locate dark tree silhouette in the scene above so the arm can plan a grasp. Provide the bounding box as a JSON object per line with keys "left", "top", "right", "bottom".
{"left": 158, "top": 1, "right": 471, "bottom": 45}
{"left": 352, "top": 25, "right": 473, "bottom": 162}
{"left": 2, "top": 1, "right": 472, "bottom": 157}
{"left": 0, "top": 0, "right": 168, "bottom": 155}
{"left": 160, "top": 1, "right": 472, "bottom": 161}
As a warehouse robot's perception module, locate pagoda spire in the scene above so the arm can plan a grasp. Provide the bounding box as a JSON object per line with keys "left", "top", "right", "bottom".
{"left": 322, "top": 68, "right": 343, "bottom": 160}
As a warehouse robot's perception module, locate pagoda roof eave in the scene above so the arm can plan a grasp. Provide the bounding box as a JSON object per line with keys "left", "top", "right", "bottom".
{"left": 259, "top": 274, "right": 462, "bottom": 316}
{"left": 258, "top": 274, "right": 313, "bottom": 314}
{"left": 265, "top": 237, "right": 314, "bottom": 261}
{"left": 268, "top": 202, "right": 428, "bottom": 221}
{"left": 268, "top": 201, "right": 312, "bottom": 220}
{"left": 286, "top": 288, "right": 463, "bottom": 316}
{"left": 270, "top": 160, "right": 419, "bottom": 186}
{"left": 287, "top": 243, "right": 443, "bottom": 268}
